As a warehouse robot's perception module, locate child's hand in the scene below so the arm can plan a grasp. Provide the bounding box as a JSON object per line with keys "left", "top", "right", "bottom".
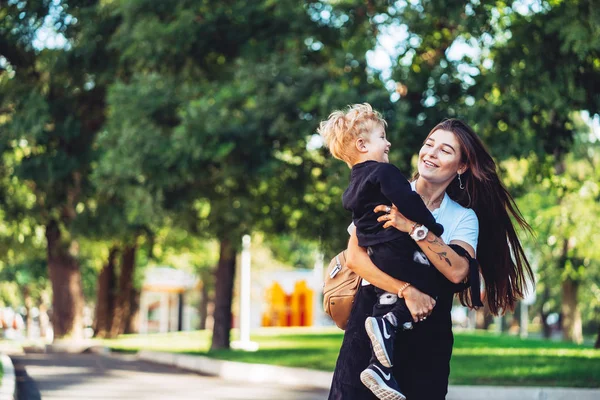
{"left": 374, "top": 204, "right": 415, "bottom": 233}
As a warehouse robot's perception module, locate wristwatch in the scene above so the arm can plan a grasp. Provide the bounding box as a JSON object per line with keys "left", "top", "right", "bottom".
{"left": 410, "top": 224, "right": 429, "bottom": 241}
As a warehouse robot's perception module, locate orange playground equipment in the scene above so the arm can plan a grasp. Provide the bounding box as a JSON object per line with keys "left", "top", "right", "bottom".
{"left": 262, "top": 280, "right": 314, "bottom": 327}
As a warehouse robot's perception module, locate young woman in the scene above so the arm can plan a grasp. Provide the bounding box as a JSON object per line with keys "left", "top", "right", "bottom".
{"left": 328, "top": 119, "right": 534, "bottom": 400}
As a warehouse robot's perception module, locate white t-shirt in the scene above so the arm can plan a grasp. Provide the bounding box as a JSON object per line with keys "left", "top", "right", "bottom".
{"left": 349, "top": 181, "right": 479, "bottom": 286}
{"left": 416, "top": 181, "right": 479, "bottom": 252}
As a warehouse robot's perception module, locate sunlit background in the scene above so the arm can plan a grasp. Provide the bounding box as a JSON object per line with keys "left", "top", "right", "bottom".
{"left": 0, "top": 0, "right": 599, "bottom": 392}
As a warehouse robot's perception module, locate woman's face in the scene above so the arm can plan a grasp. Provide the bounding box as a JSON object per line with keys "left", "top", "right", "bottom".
{"left": 417, "top": 129, "right": 466, "bottom": 186}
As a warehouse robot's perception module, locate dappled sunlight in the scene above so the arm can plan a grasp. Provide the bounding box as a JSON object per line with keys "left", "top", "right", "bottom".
{"left": 2, "top": 2, "right": 599, "bottom": 396}
{"left": 103, "top": 327, "right": 344, "bottom": 354}
{"left": 103, "top": 330, "right": 212, "bottom": 353}
{"left": 453, "top": 347, "right": 599, "bottom": 358}
{"left": 449, "top": 332, "right": 600, "bottom": 386}
{"left": 103, "top": 330, "right": 600, "bottom": 387}
{"left": 451, "top": 349, "right": 600, "bottom": 387}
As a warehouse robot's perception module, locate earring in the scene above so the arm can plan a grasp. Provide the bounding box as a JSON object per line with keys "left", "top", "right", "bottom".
{"left": 458, "top": 173, "right": 465, "bottom": 190}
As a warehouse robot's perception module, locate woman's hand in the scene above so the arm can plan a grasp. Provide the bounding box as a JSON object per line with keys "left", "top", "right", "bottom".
{"left": 374, "top": 204, "right": 415, "bottom": 233}
{"left": 402, "top": 286, "right": 436, "bottom": 322}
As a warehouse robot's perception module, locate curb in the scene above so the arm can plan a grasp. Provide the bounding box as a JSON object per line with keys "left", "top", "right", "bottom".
{"left": 0, "top": 354, "right": 16, "bottom": 400}
{"left": 46, "top": 339, "right": 106, "bottom": 354}
{"left": 446, "top": 385, "right": 600, "bottom": 400}
{"left": 137, "top": 350, "right": 333, "bottom": 388}
{"left": 137, "top": 350, "right": 600, "bottom": 399}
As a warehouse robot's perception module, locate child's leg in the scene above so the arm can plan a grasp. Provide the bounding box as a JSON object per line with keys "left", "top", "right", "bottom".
{"left": 365, "top": 290, "right": 401, "bottom": 368}
{"left": 386, "top": 297, "right": 414, "bottom": 331}
{"left": 363, "top": 291, "right": 406, "bottom": 399}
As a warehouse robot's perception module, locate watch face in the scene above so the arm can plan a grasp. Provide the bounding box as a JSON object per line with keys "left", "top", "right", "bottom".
{"left": 417, "top": 229, "right": 426, "bottom": 239}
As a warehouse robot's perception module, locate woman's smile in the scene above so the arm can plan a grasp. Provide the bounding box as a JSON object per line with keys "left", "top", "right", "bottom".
{"left": 422, "top": 159, "right": 438, "bottom": 168}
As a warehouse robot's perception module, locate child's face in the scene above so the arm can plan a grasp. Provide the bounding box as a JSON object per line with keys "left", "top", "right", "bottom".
{"left": 363, "top": 123, "right": 391, "bottom": 163}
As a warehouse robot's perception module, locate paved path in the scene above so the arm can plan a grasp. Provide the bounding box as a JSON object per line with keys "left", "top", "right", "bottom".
{"left": 11, "top": 353, "right": 329, "bottom": 400}
{"left": 10, "top": 352, "right": 600, "bottom": 400}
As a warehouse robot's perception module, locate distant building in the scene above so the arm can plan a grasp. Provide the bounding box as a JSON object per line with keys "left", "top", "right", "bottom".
{"left": 139, "top": 258, "right": 329, "bottom": 333}
{"left": 138, "top": 267, "right": 199, "bottom": 334}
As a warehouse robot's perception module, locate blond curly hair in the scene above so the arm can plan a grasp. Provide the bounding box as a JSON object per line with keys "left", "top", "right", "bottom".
{"left": 317, "top": 103, "right": 387, "bottom": 165}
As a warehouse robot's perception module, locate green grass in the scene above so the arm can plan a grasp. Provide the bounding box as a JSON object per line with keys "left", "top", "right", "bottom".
{"left": 451, "top": 331, "right": 600, "bottom": 387}
{"left": 103, "top": 328, "right": 600, "bottom": 387}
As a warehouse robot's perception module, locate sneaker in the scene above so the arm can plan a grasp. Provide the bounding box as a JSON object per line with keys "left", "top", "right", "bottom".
{"left": 365, "top": 316, "right": 395, "bottom": 368}
{"left": 360, "top": 361, "right": 406, "bottom": 400}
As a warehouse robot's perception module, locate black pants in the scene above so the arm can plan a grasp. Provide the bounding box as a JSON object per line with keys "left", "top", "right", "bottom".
{"left": 368, "top": 240, "right": 438, "bottom": 324}
{"left": 328, "top": 284, "right": 453, "bottom": 400}
{"left": 371, "top": 291, "right": 412, "bottom": 325}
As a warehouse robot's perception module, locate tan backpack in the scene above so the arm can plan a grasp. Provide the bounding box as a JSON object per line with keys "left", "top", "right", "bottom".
{"left": 322, "top": 250, "right": 361, "bottom": 330}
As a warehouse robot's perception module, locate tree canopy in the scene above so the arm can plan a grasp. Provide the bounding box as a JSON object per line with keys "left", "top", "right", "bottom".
{"left": 0, "top": 0, "right": 599, "bottom": 347}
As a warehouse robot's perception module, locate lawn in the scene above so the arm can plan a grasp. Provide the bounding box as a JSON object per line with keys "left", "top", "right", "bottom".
{"left": 103, "top": 327, "right": 600, "bottom": 387}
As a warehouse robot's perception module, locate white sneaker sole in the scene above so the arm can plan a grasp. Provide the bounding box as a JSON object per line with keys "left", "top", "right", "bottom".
{"left": 360, "top": 369, "right": 406, "bottom": 400}
{"left": 365, "top": 317, "right": 393, "bottom": 368}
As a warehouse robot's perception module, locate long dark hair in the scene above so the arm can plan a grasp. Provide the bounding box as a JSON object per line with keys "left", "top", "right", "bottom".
{"left": 426, "top": 119, "right": 534, "bottom": 315}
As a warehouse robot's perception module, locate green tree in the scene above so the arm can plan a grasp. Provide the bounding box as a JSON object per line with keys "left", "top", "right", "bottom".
{"left": 1, "top": 1, "right": 84, "bottom": 339}
{"left": 0, "top": 258, "right": 48, "bottom": 336}
{"left": 516, "top": 122, "right": 600, "bottom": 344}
{"left": 97, "top": 0, "right": 389, "bottom": 350}
{"left": 82, "top": 155, "right": 164, "bottom": 338}
{"left": 375, "top": 1, "right": 512, "bottom": 167}
{"left": 0, "top": 126, "right": 51, "bottom": 336}
{"left": 472, "top": 1, "right": 600, "bottom": 342}
{"left": 0, "top": 0, "right": 121, "bottom": 339}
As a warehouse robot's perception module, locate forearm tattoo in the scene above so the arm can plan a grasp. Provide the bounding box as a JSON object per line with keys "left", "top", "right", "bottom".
{"left": 426, "top": 235, "right": 444, "bottom": 247}
{"left": 427, "top": 247, "right": 452, "bottom": 266}
{"left": 426, "top": 236, "right": 452, "bottom": 267}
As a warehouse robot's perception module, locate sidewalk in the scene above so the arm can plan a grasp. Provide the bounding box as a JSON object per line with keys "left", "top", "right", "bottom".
{"left": 0, "top": 354, "right": 16, "bottom": 400}
{"left": 446, "top": 386, "right": 600, "bottom": 400}
{"left": 138, "top": 350, "right": 600, "bottom": 400}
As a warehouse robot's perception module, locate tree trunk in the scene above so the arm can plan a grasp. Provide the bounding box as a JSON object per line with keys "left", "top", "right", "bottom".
{"left": 561, "top": 278, "right": 583, "bottom": 343}
{"left": 93, "top": 247, "right": 118, "bottom": 338}
{"left": 110, "top": 243, "right": 137, "bottom": 338}
{"left": 210, "top": 239, "right": 237, "bottom": 350}
{"left": 39, "top": 302, "right": 49, "bottom": 339}
{"left": 125, "top": 288, "right": 140, "bottom": 334}
{"left": 476, "top": 302, "right": 494, "bottom": 330}
{"left": 595, "top": 325, "right": 600, "bottom": 349}
{"left": 540, "top": 286, "right": 552, "bottom": 339}
{"left": 199, "top": 279, "right": 210, "bottom": 330}
{"left": 557, "top": 237, "right": 583, "bottom": 344}
{"left": 541, "top": 310, "right": 552, "bottom": 338}
{"left": 46, "top": 220, "right": 85, "bottom": 340}
{"left": 23, "top": 287, "right": 34, "bottom": 339}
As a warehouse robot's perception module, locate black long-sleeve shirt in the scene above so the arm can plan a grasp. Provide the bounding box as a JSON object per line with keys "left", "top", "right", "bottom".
{"left": 342, "top": 160, "right": 444, "bottom": 247}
